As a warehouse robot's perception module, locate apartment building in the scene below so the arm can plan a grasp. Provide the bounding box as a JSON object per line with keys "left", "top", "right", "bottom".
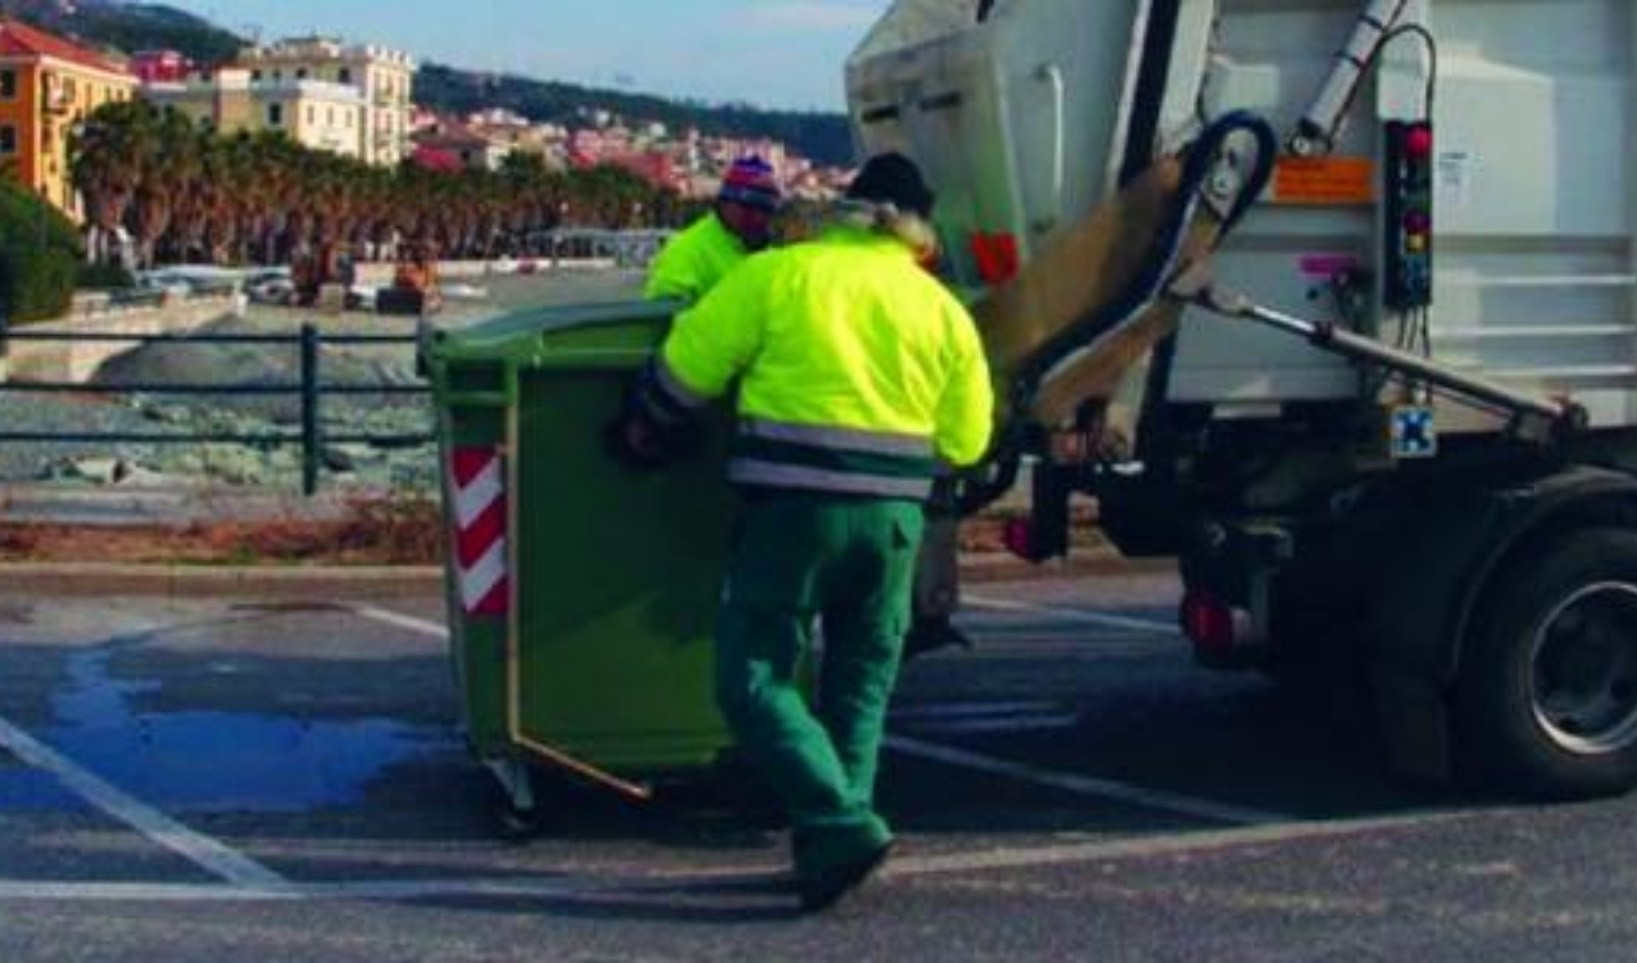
{"left": 0, "top": 18, "right": 137, "bottom": 219}
{"left": 236, "top": 37, "right": 415, "bottom": 166}
{"left": 143, "top": 68, "right": 364, "bottom": 159}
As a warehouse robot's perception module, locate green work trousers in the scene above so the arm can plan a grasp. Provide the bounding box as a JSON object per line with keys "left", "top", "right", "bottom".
{"left": 714, "top": 491, "right": 925, "bottom": 883}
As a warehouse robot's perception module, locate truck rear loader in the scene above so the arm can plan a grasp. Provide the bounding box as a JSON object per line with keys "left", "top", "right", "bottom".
{"left": 848, "top": 0, "right": 1637, "bottom": 799}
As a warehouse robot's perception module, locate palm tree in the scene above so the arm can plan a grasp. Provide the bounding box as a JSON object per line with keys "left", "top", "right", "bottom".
{"left": 128, "top": 108, "right": 201, "bottom": 268}
{"left": 71, "top": 100, "right": 158, "bottom": 266}
{"left": 73, "top": 101, "right": 690, "bottom": 268}
{"left": 169, "top": 125, "right": 225, "bottom": 263}
{"left": 204, "top": 132, "right": 258, "bottom": 264}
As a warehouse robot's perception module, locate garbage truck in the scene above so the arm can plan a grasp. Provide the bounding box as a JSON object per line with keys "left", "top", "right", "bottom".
{"left": 430, "top": 0, "right": 1637, "bottom": 819}
{"left": 845, "top": 0, "right": 1637, "bottom": 799}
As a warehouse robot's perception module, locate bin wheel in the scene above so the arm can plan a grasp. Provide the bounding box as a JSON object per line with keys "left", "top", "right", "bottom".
{"left": 498, "top": 801, "right": 544, "bottom": 843}
{"left": 484, "top": 759, "right": 544, "bottom": 842}
{"left": 1455, "top": 528, "right": 1637, "bottom": 799}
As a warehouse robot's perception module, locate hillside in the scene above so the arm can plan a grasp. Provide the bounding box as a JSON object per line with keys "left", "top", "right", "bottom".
{"left": 3, "top": 1, "right": 854, "bottom": 166}
{"left": 415, "top": 64, "right": 854, "bottom": 167}
{"left": 0, "top": 0, "right": 242, "bottom": 62}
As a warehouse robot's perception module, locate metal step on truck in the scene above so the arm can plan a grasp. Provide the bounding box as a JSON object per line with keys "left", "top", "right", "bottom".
{"left": 847, "top": 0, "right": 1637, "bottom": 799}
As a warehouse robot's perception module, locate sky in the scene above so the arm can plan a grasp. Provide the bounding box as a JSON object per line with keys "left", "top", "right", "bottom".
{"left": 162, "top": 0, "right": 895, "bottom": 112}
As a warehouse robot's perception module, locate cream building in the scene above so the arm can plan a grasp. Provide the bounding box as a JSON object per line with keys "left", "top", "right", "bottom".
{"left": 235, "top": 37, "right": 415, "bottom": 166}
{"left": 143, "top": 68, "right": 364, "bottom": 158}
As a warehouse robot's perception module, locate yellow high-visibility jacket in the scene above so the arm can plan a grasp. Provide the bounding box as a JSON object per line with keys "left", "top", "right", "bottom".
{"left": 649, "top": 225, "right": 995, "bottom": 499}
{"left": 643, "top": 211, "right": 748, "bottom": 304}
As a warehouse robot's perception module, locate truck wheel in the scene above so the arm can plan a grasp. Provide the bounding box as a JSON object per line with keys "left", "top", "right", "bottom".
{"left": 1456, "top": 529, "right": 1637, "bottom": 799}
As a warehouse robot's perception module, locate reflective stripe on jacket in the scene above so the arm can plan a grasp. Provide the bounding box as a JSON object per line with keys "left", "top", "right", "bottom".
{"left": 651, "top": 225, "right": 994, "bottom": 499}
{"left": 643, "top": 211, "right": 748, "bottom": 304}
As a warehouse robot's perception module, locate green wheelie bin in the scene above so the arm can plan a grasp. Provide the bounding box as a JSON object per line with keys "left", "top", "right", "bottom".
{"left": 426, "top": 300, "right": 737, "bottom": 816}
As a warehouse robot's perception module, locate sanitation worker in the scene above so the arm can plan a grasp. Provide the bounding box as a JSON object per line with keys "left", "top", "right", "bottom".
{"left": 644, "top": 155, "right": 783, "bottom": 303}
{"left": 617, "top": 153, "right": 994, "bottom": 912}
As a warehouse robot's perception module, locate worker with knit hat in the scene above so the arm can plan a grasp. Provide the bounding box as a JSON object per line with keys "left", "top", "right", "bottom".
{"left": 617, "top": 152, "right": 994, "bottom": 911}
{"left": 645, "top": 155, "right": 783, "bottom": 303}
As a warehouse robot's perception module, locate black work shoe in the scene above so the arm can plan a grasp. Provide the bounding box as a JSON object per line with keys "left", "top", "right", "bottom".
{"left": 903, "top": 616, "right": 973, "bottom": 661}
{"left": 797, "top": 840, "right": 895, "bottom": 913}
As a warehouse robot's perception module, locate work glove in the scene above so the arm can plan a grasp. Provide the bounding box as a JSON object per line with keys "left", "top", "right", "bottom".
{"left": 603, "top": 363, "right": 704, "bottom": 470}
{"left": 603, "top": 410, "right": 667, "bottom": 470}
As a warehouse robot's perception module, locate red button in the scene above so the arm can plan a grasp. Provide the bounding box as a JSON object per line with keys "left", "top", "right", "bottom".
{"left": 1406, "top": 125, "right": 1434, "bottom": 159}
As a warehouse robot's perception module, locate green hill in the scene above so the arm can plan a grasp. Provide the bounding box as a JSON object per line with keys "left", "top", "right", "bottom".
{"left": 0, "top": 1, "right": 242, "bottom": 62}
{"left": 415, "top": 63, "right": 854, "bottom": 167}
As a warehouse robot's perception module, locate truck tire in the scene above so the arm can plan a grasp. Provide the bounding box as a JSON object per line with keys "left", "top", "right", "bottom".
{"left": 1455, "top": 529, "right": 1637, "bottom": 799}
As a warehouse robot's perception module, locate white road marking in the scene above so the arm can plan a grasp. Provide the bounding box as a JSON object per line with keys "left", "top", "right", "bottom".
{"left": 351, "top": 600, "right": 1172, "bottom": 649}
{"left": 963, "top": 594, "right": 1176, "bottom": 635}
{"left": 905, "top": 714, "right": 1083, "bottom": 735}
{"left": 351, "top": 605, "right": 450, "bottom": 639}
{"left": 0, "top": 882, "right": 291, "bottom": 903}
{"left": 0, "top": 871, "right": 785, "bottom": 904}
{"left": 0, "top": 715, "right": 285, "bottom": 888}
{"left": 0, "top": 594, "right": 1448, "bottom": 906}
{"left": 0, "top": 807, "right": 1500, "bottom": 903}
{"left": 886, "top": 735, "right": 1289, "bottom": 826}
{"left": 891, "top": 701, "right": 1082, "bottom": 734}
{"left": 890, "top": 701, "right": 1062, "bottom": 720}
{"left": 888, "top": 808, "right": 1487, "bottom": 879}
{"left": 351, "top": 605, "right": 1266, "bottom": 825}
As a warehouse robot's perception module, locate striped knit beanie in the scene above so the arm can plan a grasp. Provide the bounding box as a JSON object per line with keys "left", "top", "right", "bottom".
{"left": 718, "top": 155, "right": 782, "bottom": 213}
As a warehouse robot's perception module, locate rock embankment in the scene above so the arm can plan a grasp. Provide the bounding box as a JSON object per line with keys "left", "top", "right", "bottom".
{"left": 4, "top": 270, "right": 646, "bottom": 492}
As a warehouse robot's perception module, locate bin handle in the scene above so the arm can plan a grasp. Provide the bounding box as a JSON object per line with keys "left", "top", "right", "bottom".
{"left": 1034, "top": 61, "right": 1067, "bottom": 234}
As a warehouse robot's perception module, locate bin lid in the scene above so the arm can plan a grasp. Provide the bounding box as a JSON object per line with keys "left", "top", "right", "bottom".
{"left": 429, "top": 299, "right": 677, "bottom": 368}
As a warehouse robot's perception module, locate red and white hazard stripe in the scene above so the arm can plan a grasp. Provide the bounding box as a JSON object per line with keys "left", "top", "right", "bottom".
{"left": 450, "top": 447, "right": 507, "bottom": 616}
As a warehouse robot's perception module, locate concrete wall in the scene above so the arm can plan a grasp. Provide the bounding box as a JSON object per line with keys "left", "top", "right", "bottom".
{"left": 352, "top": 257, "right": 626, "bottom": 287}
{"left": 4, "top": 294, "right": 238, "bottom": 383}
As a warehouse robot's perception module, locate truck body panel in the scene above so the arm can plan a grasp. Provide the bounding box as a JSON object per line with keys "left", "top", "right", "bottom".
{"left": 849, "top": 0, "right": 1637, "bottom": 431}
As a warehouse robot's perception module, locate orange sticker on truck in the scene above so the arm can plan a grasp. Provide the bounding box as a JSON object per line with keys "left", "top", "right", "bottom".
{"left": 1273, "top": 157, "right": 1375, "bottom": 206}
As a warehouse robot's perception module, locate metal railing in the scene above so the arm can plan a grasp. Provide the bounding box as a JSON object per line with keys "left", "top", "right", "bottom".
{"left": 0, "top": 321, "right": 432, "bottom": 496}
{"left": 528, "top": 228, "right": 673, "bottom": 268}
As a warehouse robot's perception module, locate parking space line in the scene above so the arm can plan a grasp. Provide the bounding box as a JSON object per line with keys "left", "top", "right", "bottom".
{"left": 0, "top": 881, "right": 291, "bottom": 903}
{"left": 353, "top": 600, "right": 1179, "bottom": 641}
{"left": 889, "top": 808, "right": 1483, "bottom": 879}
{"left": 963, "top": 595, "right": 1176, "bottom": 635}
{"left": 885, "top": 735, "right": 1289, "bottom": 825}
{"left": 0, "top": 871, "right": 781, "bottom": 904}
{"left": 0, "top": 715, "right": 286, "bottom": 888}
{"left": 892, "top": 702, "right": 1082, "bottom": 735}
{"left": 350, "top": 604, "right": 1270, "bottom": 826}
{"left": 351, "top": 605, "right": 449, "bottom": 639}
{"left": 892, "top": 701, "right": 1061, "bottom": 720}
{"left": 899, "top": 713, "right": 1083, "bottom": 735}
{"left": 0, "top": 806, "right": 1488, "bottom": 904}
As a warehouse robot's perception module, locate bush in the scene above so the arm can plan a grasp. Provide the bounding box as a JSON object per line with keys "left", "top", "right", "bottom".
{"left": 0, "top": 180, "right": 82, "bottom": 323}
{"left": 78, "top": 261, "right": 136, "bottom": 290}
{"left": 0, "top": 245, "right": 78, "bottom": 322}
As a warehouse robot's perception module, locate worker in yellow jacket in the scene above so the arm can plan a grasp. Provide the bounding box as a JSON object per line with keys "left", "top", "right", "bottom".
{"left": 644, "top": 155, "right": 782, "bottom": 303}
{"left": 617, "top": 153, "right": 994, "bottom": 911}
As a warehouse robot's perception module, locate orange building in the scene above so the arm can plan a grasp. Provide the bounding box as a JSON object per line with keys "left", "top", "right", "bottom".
{"left": 0, "top": 19, "right": 136, "bottom": 220}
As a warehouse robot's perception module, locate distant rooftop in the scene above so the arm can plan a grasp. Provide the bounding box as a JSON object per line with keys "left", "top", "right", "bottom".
{"left": 239, "top": 36, "right": 416, "bottom": 69}
{"left": 0, "top": 17, "right": 133, "bottom": 77}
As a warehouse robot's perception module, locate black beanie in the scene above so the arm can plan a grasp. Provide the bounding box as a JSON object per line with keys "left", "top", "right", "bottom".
{"left": 846, "top": 152, "right": 936, "bottom": 218}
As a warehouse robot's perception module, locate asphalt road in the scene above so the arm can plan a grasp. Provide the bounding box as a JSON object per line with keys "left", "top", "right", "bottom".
{"left": 1, "top": 567, "right": 1634, "bottom": 962}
